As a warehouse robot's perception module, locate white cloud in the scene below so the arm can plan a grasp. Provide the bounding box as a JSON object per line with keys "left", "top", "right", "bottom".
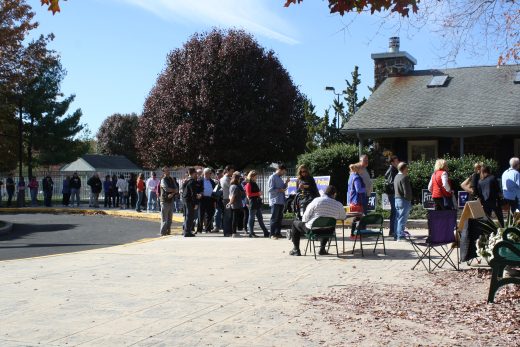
{"left": 118, "top": 0, "right": 299, "bottom": 45}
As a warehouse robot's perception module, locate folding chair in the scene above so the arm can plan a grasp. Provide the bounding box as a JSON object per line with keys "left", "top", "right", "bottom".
{"left": 352, "top": 214, "right": 386, "bottom": 257}
{"left": 304, "top": 217, "right": 339, "bottom": 260}
{"left": 408, "top": 209, "right": 459, "bottom": 273}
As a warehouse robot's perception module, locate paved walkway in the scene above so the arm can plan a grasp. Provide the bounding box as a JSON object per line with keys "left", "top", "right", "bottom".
{"left": 1, "top": 226, "right": 484, "bottom": 347}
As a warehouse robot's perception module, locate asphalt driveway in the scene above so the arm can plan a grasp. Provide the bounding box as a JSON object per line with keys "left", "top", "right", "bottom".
{"left": 0, "top": 214, "right": 160, "bottom": 261}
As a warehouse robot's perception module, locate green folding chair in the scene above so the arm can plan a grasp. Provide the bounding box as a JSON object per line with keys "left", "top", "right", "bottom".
{"left": 352, "top": 213, "right": 386, "bottom": 257}
{"left": 304, "top": 217, "right": 339, "bottom": 259}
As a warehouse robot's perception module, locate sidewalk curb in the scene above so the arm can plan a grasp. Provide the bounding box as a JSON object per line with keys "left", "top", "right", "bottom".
{"left": 0, "top": 207, "right": 184, "bottom": 223}
{"left": 0, "top": 221, "right": 13, "bottom": 234}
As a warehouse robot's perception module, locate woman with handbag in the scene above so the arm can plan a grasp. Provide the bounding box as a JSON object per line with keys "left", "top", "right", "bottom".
{"left": 245, "top": 171, "right": 269, "bottom": 238}
{"left": 347, "top": 163, "right": 366, "bottom": 214}
{"left": 428, "top": 159, "right": 454, "bottom": 210}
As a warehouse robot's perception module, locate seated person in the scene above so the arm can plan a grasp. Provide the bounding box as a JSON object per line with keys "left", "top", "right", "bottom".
{"left": 289, "top": 185, "right": 346, "bottom": 256}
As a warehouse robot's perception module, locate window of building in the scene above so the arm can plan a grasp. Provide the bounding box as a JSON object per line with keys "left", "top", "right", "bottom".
{"left": 514, "top": 139, "right": 520, "bottom": 157}
{"left": 408, "top": 140, "right": 438, "bottom": 162}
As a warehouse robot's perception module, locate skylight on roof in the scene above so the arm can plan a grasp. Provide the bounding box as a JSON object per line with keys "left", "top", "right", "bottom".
{"left": 514, "top": 71, "right": 520, "bottom": 84}
{"left": 427, "top": 75, "right": 449, "bottom": 88}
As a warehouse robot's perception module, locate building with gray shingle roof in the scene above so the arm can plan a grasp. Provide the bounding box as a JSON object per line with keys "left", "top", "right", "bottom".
{"left": 343, "top": 38, "right": 520, "bottom": 167}
{"left": 61, "top": 154, "right": 141, "bottom": 172}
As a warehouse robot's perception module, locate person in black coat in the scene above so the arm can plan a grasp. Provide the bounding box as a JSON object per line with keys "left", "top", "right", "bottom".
{"left": 384, "top": 155, "right": 399, "bottom": 237}
{"left": 477, "top": 165, "right": 504, "bottom": 227}
{"left": 296, "top": 165, "right": 320, "bottom": 219}
{"left": 87, "top": 173, "right": 102, "bottom": 208}
{"left": 182, "top": 168, "right": 200, "bottom": 237}
{"left": 42, "top": 175, "right": 54, "bottom": 207}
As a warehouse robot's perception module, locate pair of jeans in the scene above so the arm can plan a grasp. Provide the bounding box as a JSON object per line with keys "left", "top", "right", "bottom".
{"left": 119, "top": 192, "right": 128, "bottom": 208}
{"left": 62, "top": 193, "right": 70, "bottom": 206}
{"left": 270, "top": 204, "right": 284, "bottom": 237}
{"left": 7, "top": 189, "right": 14, "bottom": 207}
{"left": 43, "top": 191, "right": 52, "bottom": 207}
{"left": 248, "top": 207, "right": 268, "bottom": 236}
{"left": 214, "top": 202, "right": 223, "bottom": 230}
{"left": 174, "top": 196, "right": 181, "bottom": 213}
{"left": 160, "top": 201, "right": 173, "bottom": 235}
{"left": 104, "top": 191, "right": 111, "bottom": 207}
{"left": 70, "top": 188, "right": 80, "bottom": 206}
{"left": 395, "top": 197, "right": 412, "bottom": 240}
{"left": 197, "top": 197, "right": 215, "bottom": 232}
{"left": 30, "top": 188, "right": 38, "bottom": 206}
{"left": 89, "top": 192, "right": 99, "bottom": 207}
{"left": 183, "top": 202, "right": 196, "bottom": 236}
{"left": 504, "top": 199, "right": 519, "bottom": 214}
{"left": 388, "top": 194, "right": 396, "bottom": 236}
{"left": 147, "top": 191, "right": 158, "bottom": 211}
{"left": 231, "top": 208, "right": 242, "bottom": 235}
{"left": 136, "top": 191, "right": 144, "bottom": 211}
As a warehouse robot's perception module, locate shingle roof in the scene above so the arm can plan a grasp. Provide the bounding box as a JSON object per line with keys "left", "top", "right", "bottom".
{"left": 81, "top": 155, "right": 141, "bottom": 170}
{"left": 343, "top": 65, "right": 520, "bottom": 137}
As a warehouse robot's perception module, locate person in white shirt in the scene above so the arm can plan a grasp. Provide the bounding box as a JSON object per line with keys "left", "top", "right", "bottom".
{"left": 289, "top": 185, "right": 346, "bottom": 256}
{"left": 146, "top": 171, "right": 159, "bottom": 212}
{"left": 116, "top": 175, "right": 129, "bottom": 209}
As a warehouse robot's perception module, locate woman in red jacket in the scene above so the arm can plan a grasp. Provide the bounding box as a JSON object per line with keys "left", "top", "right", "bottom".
{"left": 428, "top": 159, "right": 454, "bottom": 210}
{"left": 245, "top": 171, "right": 269, "bottom": 238}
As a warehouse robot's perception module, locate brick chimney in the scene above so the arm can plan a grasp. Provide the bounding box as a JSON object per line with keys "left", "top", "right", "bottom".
{"left": 371, "top": 37, "right": 417, "bottom": 89}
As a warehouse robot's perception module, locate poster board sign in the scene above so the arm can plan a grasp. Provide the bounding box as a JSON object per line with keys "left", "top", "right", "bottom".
{"left": 458, "top": 191, "right": 469, "bottom": 209}
{"left": 381, "top": 193, "right": 392, "bottom": 210}
{"left": 286, "top": 176, "right": 330, "bottom": 196}
{"left": 367, "top": 192, "right": 377, "bottom": 211}
{"left": 422, "top": 189, "right": 435, "bottom": 209}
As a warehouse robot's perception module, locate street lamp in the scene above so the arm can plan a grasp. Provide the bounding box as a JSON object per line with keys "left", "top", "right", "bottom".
{"left": 325, "top": 86, "right": 346, "bottom": 129}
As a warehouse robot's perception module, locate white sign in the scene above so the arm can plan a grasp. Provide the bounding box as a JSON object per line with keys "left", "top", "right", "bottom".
{"left": 381, "top": 193, "right": 392, "bottom": 210}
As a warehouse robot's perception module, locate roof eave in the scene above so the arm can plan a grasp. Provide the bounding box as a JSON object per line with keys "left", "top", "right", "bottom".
{"left": 341, "top": 125, "right": 520, "bottom": 138}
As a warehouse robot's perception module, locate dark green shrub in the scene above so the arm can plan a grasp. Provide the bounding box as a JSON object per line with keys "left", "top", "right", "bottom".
{"left": 297, "top": 143, "right": 364, "bottom": 204}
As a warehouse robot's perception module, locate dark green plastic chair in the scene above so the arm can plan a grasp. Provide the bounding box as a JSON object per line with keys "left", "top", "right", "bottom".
{"left": 304, "top": 217, "right": 339, "bottom": 259}
{"left": 352, "top": 213, "right": 386, "bottom": 257}
{"left": 488, "top": 227, "right": 520, "bottom": 303}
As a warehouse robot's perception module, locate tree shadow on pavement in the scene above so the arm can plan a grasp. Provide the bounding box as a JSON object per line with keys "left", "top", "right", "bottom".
{"left": 0, "top": 223, "right": 78, "bottom": 241}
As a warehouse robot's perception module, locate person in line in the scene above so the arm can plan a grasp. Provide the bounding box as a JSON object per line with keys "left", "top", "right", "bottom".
{"left": 428, "top": 159, "right": 453, "bottom": 210}
{"left": 42, "top": 175, "right": 54, "bottom": 207}
{"left": 116, "top": 175, "right": 129, "bottom": 209}
{"left": 296, "top": 165, "right": 320, "bottom": 218}
{"left": 136, "top": 173, "right": 145, "bottom": 212}
{"left": 212, "top": 169, "right": 224, "bottom": 232}
{"left": 394, "top": 162, "right": 413, "bottom": 241}
{"left": 461, "top": 162, "right": 483, "bottom": 200}
{"left": 289, "top": 185, "right": 346, "bottom": 256}
{"left": 501, "top": 157, "right": 520, "bottom": 213}
{"left": 358, "top": 154, "right": 373, "bottom": 212}
{"left": 229, "top": 171, "right": 246, "bottom": 238}
{"left": 268, "top": 164, "right": 290, "bottom": 240}
{"left": 240, "top": 173, "right": 249, "bottom": 233}
{"left": 172, "top": 176, "right": 182, "bottom": 213}
{"left": 6, "top": 173, "right": 15, "bottom": 207}
{"left": 197, "top": 168, "right": 216, "bottom": 233}
{"left": 478, "top": 165, "right": 504, "bottom": 227}
{"left": 103, "top": 175, "right": 112, "bottom": 208}
{"left": 384, "top": 155, "right": 399, "bottom": 237}
{"left": 111, "top": 174, "right": 119, "bottom": 208}
{"left": 245, "top": 170, "right": 269, "bottom": 237}
{"left": 70, "top": 172, "right": 82, "bottom": 207}
{"left": 159, "top": 167, "right": 178, "bottom": 236}
{"left": 347, "top": 163, "right": 366, "bottom": 214}
{"left": 146, "top": 171, "right": 159, "bottom": 212}
{"left": 28, "top": 176, "right": 39, "bottom": 207}
{"left": 220, "top": 165, "right": 234, "bottom": 237}
{"left": 0, "top": 178, "right": 3, "bottom": 207}
{"left": 62, "top": 175, "right": 71, "bottom": 207}
{"left": 17, "top": 176, "right": 26, "bottom": 207}
{"left": 128, "top": 173, "right": 137, "bottom": 209}
{"left": 87, "top": 173, "right": 102, "bottom": 208}
{"left": 155, "top": 175, "right": 163, "bottom": 213}
{"left": 181, "top": 168, "right": 199, "bottom": 237}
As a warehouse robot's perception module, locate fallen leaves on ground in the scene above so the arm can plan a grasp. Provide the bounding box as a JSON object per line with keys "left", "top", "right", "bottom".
{"left": 299, "top": 268, "right": 519, "bottom": 346}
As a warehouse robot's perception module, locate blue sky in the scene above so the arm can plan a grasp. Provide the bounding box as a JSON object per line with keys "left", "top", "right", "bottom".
{"left": 29, "top": 0, "right": 500, "bottom": 136}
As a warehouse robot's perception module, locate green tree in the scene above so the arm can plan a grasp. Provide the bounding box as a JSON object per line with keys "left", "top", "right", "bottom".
{"left": 343, "top": 66, "right": 366, "bottom": 126}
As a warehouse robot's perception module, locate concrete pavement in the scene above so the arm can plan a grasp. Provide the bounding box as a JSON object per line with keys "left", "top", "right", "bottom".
{"left": 0, "top": 227, "right": 484, "bottom": 347}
